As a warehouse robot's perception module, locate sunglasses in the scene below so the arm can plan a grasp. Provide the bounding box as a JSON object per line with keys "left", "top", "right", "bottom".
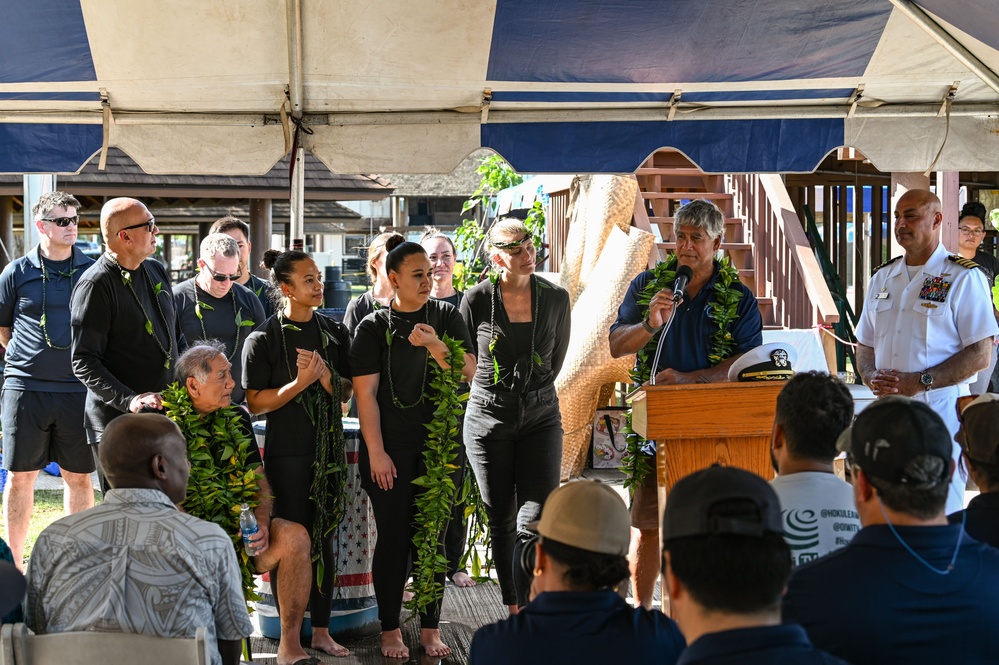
{"left": 41, "top": 215, "right": 80, "bottom": 227}
{"left": 204, "top": 265, "right": 242, "bottom": 282}
{"left": 119, "top": 218, "right": 156, "bottom": 233}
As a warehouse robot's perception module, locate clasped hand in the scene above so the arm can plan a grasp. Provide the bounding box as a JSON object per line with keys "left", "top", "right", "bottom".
{"left": 868, "top": 369, "right": 920, "bottom": 397}
{"left": 294, "top": 348, "right": 330, "bottom": 386}
{"left": 408, "top": 322, "right": 441, "bottom": 349}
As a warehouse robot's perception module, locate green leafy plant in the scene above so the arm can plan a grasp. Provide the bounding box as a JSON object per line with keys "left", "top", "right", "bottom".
{"left": 160, "top": 382, "right": 262, "bottom": 607}
{"left": 404, "top": 335, "right": 467, "bottom": 617}
{"left": 457, "top": 469, "right": 493, "bottom": 581}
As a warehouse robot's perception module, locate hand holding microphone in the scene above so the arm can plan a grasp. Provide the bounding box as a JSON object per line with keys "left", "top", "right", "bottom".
{"left": 647, "top": 265, "right": 693, "bottom": 329}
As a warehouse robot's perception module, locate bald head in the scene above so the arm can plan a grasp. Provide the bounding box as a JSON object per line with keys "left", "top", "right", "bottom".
{"left": 101, "top": 198, "right": 147, "bottom": 239}
{"left": 897, "top": 189, "right": 941, "bottom": 214}
{"left": 99, "top": 414, "right": 190, "bottom": 503}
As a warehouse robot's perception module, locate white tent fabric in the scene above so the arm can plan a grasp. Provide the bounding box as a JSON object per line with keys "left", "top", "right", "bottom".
{"left": 2, "top": 0, "right": 999, "bottom": 175}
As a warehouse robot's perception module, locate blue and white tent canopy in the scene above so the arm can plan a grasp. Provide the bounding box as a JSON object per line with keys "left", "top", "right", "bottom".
{"left": 3, "top": 0, "right": 999, "bottom": 175}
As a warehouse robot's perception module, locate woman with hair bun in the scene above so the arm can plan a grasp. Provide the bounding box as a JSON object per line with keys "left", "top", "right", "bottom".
{"left": 343, "top": 231, "right": 404, "bottom": 335}
{"left": 460, "top": 218, "right": 571, "bottom": 613}
{"left": 349, "top": 236, "right": 475, "bottom": 659}
{"left": 242, "top": 249, "right": 353, "bottom": 658}
{"left": 957, "top": 201, "right": 999, "bottom": 393}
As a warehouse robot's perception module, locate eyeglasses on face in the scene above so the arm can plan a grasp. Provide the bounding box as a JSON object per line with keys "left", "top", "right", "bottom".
{"left": 203, "top": 265, "right": 242, "bottom": 282}
{"left": 958, "top": 226, "right": 985, "bottom": 237}
{"left": 41, "top": 215, "right": 79, "bottom": 227}
{"left": 119, "top": 218, "right": 156, "bottom": 234}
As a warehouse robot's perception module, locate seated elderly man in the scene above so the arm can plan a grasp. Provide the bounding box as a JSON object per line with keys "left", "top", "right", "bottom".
{"left": 25, "top": 414, "right": 252, "bottom": 665}
{"left": 468, "top": 480, "right": 685, "bottom": 665}
{"left": 662, "top": 466, "right": 848, "bottom": 664}
{"left": 783, "top": 397, "right": 999, "bottom": 665}
{"left": 165, "top": 342, "right": 318, "bottom": 665}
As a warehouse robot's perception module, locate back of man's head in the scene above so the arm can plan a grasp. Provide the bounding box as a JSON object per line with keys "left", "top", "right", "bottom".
{"left": 775, "top": 371, "right": 854, "bottom": 464}
{"left": 663, "top": 466, "right": 790, "bottom": 616}
{"left": 956, "top": 394, "right": 999, "bottom": 493}
{"left": 837, "top": 396, "right": 952, "bottom": 520}
{"left": 99, "top": 414, "right": 189, "bottom": 503}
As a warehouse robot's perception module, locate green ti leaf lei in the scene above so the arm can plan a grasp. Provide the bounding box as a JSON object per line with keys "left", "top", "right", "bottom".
{"left": 404, "top": 334, "right": 467, "bottom": 618}
{"left": 620, "top": 254, "right": 743, "bottom": 493}
{"left": 277, "top": 313, "right": 349, "bottom": 589}
{"left": 160, "top": 382, "right": 262, "bottom": 608}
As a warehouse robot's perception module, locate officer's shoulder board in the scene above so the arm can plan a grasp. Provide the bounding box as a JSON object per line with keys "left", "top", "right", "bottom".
{"left": 872, "top": 255, "right": 901, "bottom": 275}
{"left": 947, "top": 254, "right": 979, "bottom": 270}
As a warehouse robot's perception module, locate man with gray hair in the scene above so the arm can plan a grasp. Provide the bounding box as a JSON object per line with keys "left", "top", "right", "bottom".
{"left": 608, "top": 198, "right": 763, "bottom": 608}
{"left": 782, "top": 396, "right": 999, "bottom": 665}
{"left": 160, "top": 342, "right": 323, "bottom": 663}
{"left": 0, "top": 191, "right": 95, "bottom": 568}
{"left": 173, "top": 233, "right": 265, "bottom": 404}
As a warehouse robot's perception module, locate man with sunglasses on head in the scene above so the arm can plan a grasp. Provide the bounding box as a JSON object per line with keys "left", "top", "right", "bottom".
{"left": 0, "top": 191, "right": 95, "bottom": 569}
{"left": 172, "top": 234, "right": 264, "bottom": 405}
{"left": 71, "top": 197, "right": 184, "bottom": 489}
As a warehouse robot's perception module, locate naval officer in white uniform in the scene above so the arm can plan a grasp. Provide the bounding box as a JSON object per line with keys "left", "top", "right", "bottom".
{"left": 856, "top": 189, "right": 998, "bottom": 514}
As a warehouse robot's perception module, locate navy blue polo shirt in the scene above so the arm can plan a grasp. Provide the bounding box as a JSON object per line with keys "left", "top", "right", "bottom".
{"left": 0, "top": 246, "right": 94, "bottom": 391}
{"left": 949, "top": 492, "right": 999, "bottom": 549}
{"left": 610, "top": 262, "right": 762, "bottom": 375}
{"left": 677, "top": 624, "right": 850, "bottom": 665}
{"left": 469, "top": 590, "right": 685, "bottom": 665}
{"left": 783, "top": 523, "right": 999, "bottom": 665}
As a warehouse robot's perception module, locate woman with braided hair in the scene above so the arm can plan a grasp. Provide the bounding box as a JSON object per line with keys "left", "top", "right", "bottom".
{"left": 242, "top": 249, "right": 353, "bottom": 658}
{"left": 350, "top": 236, "right": 475, "bottom": 659}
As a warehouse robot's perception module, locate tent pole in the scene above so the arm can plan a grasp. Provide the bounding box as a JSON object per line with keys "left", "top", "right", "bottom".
{"left": 290, "top": 147, "right": 306, "bottom": 250}
{"left": 286, "top": 0, "right": 304, "bottom": 119}
{"left": 889, "top": 0, "right": 999, "bottom": 96}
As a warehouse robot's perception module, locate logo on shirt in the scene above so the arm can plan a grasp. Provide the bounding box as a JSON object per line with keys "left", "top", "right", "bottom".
{"left": 782, "top": 509, "right": 820, "bottom": 551}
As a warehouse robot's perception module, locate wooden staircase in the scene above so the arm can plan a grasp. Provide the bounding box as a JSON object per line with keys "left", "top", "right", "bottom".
{"left": 635, "top": 150, "right": 778, "bottom": 328}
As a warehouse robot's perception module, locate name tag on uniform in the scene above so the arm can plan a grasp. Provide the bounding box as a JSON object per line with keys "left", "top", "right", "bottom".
{"left": 919, "top": 275, "right": 951, "bottom": 303}
{"left": 875, "top": 292, "right": 889, "bottom": 299}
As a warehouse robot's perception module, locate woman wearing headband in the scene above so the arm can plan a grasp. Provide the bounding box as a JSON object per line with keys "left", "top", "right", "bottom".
{"left": 460, "top": 217, "right": 571, "bottom": 613}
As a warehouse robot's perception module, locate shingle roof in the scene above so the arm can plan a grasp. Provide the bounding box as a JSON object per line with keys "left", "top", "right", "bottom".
{"left": 379, "top": 149, "right": 490, "bottom": 198}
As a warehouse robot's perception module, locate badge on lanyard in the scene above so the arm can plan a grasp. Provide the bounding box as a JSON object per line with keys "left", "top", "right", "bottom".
{"left": 918, "top": 275, "right": 951, "bottom": 303}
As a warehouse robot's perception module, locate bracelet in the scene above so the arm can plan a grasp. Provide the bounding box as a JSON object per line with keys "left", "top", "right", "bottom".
{"left": 641, "top": 315, "right": 660, "bottom": 334}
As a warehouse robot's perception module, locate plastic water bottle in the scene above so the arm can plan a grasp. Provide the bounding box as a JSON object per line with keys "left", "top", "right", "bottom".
{"left": 239, "top": 503, "right": 260, "bottom": 556}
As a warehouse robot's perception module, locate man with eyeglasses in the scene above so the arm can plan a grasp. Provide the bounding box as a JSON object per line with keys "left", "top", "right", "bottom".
{"left": 71, "top": 197, "right": 184, "bottom": 489}
{"left": 955, "top": 201, "right": 999, "bottom": 393}
{"left": 172, "top": 233, "right": 264, "bottom": 404}
{"left": 856, "top": 189, "right": 998, "bottom": 515}
{"left": 0, "top": 191, "right": 95, "bottom": 569}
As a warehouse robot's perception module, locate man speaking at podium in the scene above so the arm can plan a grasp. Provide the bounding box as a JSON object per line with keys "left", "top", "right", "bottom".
{"left": 609, "top": 199, "right": 763, "bottom": 608}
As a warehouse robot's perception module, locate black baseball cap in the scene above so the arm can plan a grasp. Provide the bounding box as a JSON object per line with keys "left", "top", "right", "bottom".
{"left": 662, "top": 465, "right": 783, "bottom": 543}
{"left": 836, "top": 396, "right": 952, "bottom": 488}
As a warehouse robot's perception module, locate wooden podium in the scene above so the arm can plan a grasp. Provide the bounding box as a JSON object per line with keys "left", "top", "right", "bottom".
{"left": 631, "top": 382, "right": 783, "bottom": 522}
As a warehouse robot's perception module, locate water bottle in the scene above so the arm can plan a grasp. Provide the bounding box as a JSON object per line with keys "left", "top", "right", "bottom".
{"left": 239, "top": 503, "right": 261, "bottom": 556}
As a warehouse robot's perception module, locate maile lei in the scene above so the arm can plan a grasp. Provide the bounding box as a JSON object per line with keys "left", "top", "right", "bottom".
{"left": 38, "top": 258, "right": 79, "bottom": 350}
{"left": 192, "top": 281, "right": 255, "bottom": 361}
{"left": 620, "top": 254, "right": 743, "bottom": 493}
{"left": 279, "top": 312, "right": 348, "bottom": 588}
{"left": 404, "top": 334, "right": 467, "bottom": 617}
{"left": 160, "top": 382, "right": 261, "bottom": 607}
{"left": 488, "top": 271, "right": 545, "bottom": 386}
{"left": 107, "top": 253, "right": 175, "bottom": 369}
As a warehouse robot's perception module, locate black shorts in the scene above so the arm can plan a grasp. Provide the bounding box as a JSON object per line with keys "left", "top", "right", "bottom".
{"left": 0, "top": 389, "right": 94, "bottom": 474}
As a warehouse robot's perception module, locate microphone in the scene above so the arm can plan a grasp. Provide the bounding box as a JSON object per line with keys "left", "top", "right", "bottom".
{"left": 672, "top": 265, "right": 693, "bottom": 303}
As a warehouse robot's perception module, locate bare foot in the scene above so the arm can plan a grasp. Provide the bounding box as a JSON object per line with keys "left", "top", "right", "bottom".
{"left": 276, "top": 644, "right": 313, "bottom": 665}
{"left": 420, "top": 628, "right": 452, "bottom": 658}
{"left": 451, "top": 571, "right": 476, "bottom": 588}
{"left": 311, "top": 629, "right": 350, "bottom": 657}
{"left": 381, "top": 629, "right": 409, "bottom": 659}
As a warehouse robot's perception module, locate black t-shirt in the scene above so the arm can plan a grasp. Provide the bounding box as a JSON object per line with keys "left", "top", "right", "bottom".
{"left": 973, "top": 249, "right": 999, "bottom": 289}
{"left": 343, "top": 290, "right": 377, "bottom": 337}
{"left": 71, "top": 254, "right": 183, "bottom": 440}
{"left": 460, "top": 275, "right": 571, "bottom": 393}
{"left": 349, "top": 300, "right": 472, "bottom": 449}
{"left": 247, "top": 273, "right": 277, "bottom": 320}
{"left": 173, "top": 278, "right": 267, "bottom": 403}
{"left": 242, "top": 313, "right": 351, "bottom": 457}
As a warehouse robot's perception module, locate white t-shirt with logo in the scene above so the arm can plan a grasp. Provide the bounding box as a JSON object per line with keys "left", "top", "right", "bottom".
{"left": 770, "top": 472, "right": 861, "bottom": 566}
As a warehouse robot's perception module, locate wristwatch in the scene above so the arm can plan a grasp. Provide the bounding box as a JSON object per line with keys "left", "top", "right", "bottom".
{"left": 641, "top": 313, "right": 660, "bottom": 334}
{"left": 919, "top": 371, "right": 933, "bottom": 391}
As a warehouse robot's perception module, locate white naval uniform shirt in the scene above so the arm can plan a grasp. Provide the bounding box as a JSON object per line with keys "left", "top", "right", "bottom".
{"left": 856, "top": 242, "right": 998, "bottom": 513}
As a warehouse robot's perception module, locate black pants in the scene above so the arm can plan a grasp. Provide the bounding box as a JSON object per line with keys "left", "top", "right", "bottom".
{"left": 360, "top": 444, "right": 447, "bottom": 631}
{"left": 464, "top": 384, "right": 563, "bottom": 606}
{"left": 264, "top": 454, "right": 335, "bottom": 630}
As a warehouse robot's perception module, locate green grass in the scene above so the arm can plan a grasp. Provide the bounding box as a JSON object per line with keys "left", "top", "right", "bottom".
{"left": 1, "top": 489, "right": 103, "bottom": 567}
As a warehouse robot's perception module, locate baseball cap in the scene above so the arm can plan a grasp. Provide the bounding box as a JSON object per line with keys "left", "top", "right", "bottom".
{"left": 0, "top": 561, "right": 26, "bottom": 617}
{"left": 727, "top": 342, "right": 797, "bottom": 382}
{"left": 836, "top": 396, "right": 952, "bottom": 488}
{"left": 956, "top": 393, "right": 999, "bottom": 464}
{"left": 531, "top": 480, "right": 630, "bottom": 556}
{"left": 662, "top": 465, "right": 783, "bottom": 543}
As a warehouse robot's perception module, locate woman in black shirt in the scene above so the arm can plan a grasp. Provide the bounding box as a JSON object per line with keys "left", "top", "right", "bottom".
{"left": 460, "top": 218, "right": 571, "bottom": 612}
{"left": 242, "top": 250, "right": 352, "bottom": 658}
{"left": 350, "top": 237, "right": 475, "bottom": 659}
{"left": 343, "top": 231, "right": 403, "bottom": 335}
